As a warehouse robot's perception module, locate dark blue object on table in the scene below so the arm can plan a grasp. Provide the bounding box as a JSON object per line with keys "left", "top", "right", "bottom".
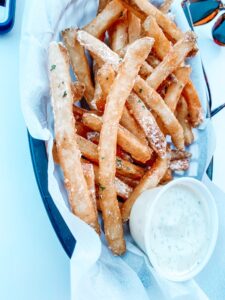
{"left": 0, "top": 0, "right": 16, "bottom": 34}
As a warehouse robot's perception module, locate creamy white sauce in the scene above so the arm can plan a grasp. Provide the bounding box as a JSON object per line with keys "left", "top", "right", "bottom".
{"left": 149, "top": 185, "right": 210, "bottom": 277}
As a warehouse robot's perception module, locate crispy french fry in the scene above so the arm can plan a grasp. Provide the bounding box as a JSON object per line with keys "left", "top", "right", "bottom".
{"left": 146, "top": 31, "right": 197, "bottom": 90}
{"left": 98, "top": 37, "right": 154, "bottom": 254}
{"left": 160, "top": 168, "right": 173, "bottom": 184}
{"left": 71, "top": 81, "right": 85, "bottom": 102}
{"left": 62, "top": 29, "right": 95, "bottom": 106}
{"left": 77, "top": 135, "right": 144, "bottom": 179}
{"left": 98, "top": 0, "right": 111, "bottom": 13}
{"left": 139, "top": 61, "right": 153, "bottom": 79}
{"left": 81, "top": 158, "right": 133, "bottom": 200}
{"left": 49, "top": 42, "right": 99, "bottom": 232}
{"left": 97, "top": 63, "right": 148, "bottom": 145}
{"left": 77, "top": 30, "right": 184, "bottom": 149}
{"left": 77, "top": 30, "right": 120, "bottom": 68}
{"left": 182, "top": 81, "right": 203, "bottom": 127}
{"left": 84, "top": 0, "right": 124, "bottom": 38}
{"left": 109, "top": 13, "right": 128, "bottom": 54}
{"left": 120, "top": 106, "right": 148, "bottom": 145}
{"left": 126, "top": 93, "right": 167, "bottom": 157}
{"left": 164, "top": 66, "right": 191, "bottom": 112}
{"left": 169, "top": 149, "right": 192, "bottom": 160}
{"left": 118, "top": 0, "right": 183, "bottom": 41}
{"left": 121, "top": 156, "right": 168, "bottom": 221}
{"left": 117, "top": 175, "right": 140, "bottom": 188}
{"left": 89, "top": 162, "right": 133, "bottom": 199}
{"left": 176, "top": 96, "right": 194, "bottom": 145}
{"left": 127, "top": 11, "right": 141, "bottom": 43}
{"left": 143, "top": 16, "right": 172, "bottom": 61}
{"left": 146, "top": 54, "right": 161, "bottom": 68}
{"left": 159, "top": 0, "right": 174, "bottom": 14}
{"left": 134, "top": 77, "right": 185, "bottom": 150}
{"left": 82, "top": 163, "right": 100, "bottom": 233}
{"left": 170, "top": 158, "right": 190, "bottom": 171}
{"left": 82, "top": 113, "right": 152, "bottom": 162}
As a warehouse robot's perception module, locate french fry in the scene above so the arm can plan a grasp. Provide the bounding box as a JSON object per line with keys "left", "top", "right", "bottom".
{"left": 98, "top": 0, "right": 111, "bottom": 13}
{"left": 160, "top": 168, "right": 173, "bottom": 184}
{"left": 169, "top": 149, "right": 192, "bottom": 160}
{"left": 89, "top": 161, "right": 133, "bottom": 199}
{"left": 176, "top": 96, "right": 194, "bottom": 145}
{"left": 84, "top": 0, "right": 124, "bottom": 38}
{"left": 109, "top": 13, "right": 128, "bottom": 54}
{"left": 118, "top": 0, "right": 183, "bottom": 41}
{"left": 134, "top": 77, "right": 185, "bottom": 150}
{"left": 121, "top": 156, "right": 168, "bottom": 221}
{"left": 98, "top": 37, "right": 154, "bottom": 254}
{"left": 49, "top": 42, "right": 99, "bottom": 232}
{"left": 127, "top": 11, "right": 141, "bottom": 43}
{"left": 71, "top": 81, "right": 85, "bottom": 102}
{"left": 62, "top": 29, "right": 95, "bottom": 106}
{"left": 159, "top": 0, "right": 174, "bottom": 14}
{"left": 77, "top": 30, "right": 184, "bottom": 149}
{"left": 170, "top": 158, "right": 190, "bottom": 171}
{"left": 139, "top": 61, "right": 153, "bottom": 79}
{"left": 146, "top": 31, "right": 197, "bottom": 90}
{"left": 82, "top": 163, "right": 100, "bottom": 233}
{"left": 97, "top": 63, "right": 148, "bottom": 144}
{"left": 126, "top": 93, "right": 167, "bottom": 157}
{"left": 76, "top": 30, "right": 120, "bottom": 69}
{"left": 77, "top": 135, "right": 144, "bottom": 179}
{"left": 142, "top": 19, "right": 202, "bottom": 125}
{"left": 164, "top": 66, "right": 191, "bottom": 112}
{"left": 120, "top": 106, "right": 148, "bottom": 145}
{"left": 143, "top": 16, "right": 172, "bottom": 61}
{"left": 182, "top": 81, "right": 203, "bottom": 127}
{"left": 82, "top": 113, "right": 152, "bottom": 162}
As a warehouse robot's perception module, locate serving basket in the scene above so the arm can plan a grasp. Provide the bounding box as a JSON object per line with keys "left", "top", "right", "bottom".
{"left": 27, "top": 2, "right": 224, "bottom": 258}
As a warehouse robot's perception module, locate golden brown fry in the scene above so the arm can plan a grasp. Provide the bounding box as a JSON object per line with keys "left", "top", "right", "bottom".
{"left": 109, "top": 13, "right": 128, "bottom": 54}
{"left": 139, "top": 61, "right": 153, "bottom": 79}
{"left": 164, "top": 66, "right": 191, "bottom": 112}
{"left": 120, "top": 106, "right": 148, "bottom": 144}
{"left": 97, "top": 62, "right": 148, "bottom": 145}
{"left": 98, "top": 0, "right": 111, "bottom": 13}
{"left": 98, "top": 37, "right": 154, "bottom": 254}
{"left": 182, "top": 81, "right": 203, "bottom": 127}
{"left": 82, "top": 113, "right": 152, "bottom": 162}
{"left": 160, "top": 168, "right": 173, "bottom": 184}
{"left": 169, "top": 149, "right": 192, "bottom": 160}
{"left": 121, "top": 156, "right": 168, "bottom": 221}
{"left": 91, "top": 162, "right": 133, "bottom": 199}
{"left": 77, "top": 135, "right": 144, "bottom": 179}
{"left": 170, "top": 158, "right": 190, "bottom": 171}
{"left": 49, "top": 42, "right": 99, "bottom": 232}
{"left": 126, "top": 93, "right": 167, "bottom": 157}
{"left": 146, "top": 31, "right": 197, "bottom": 90}
{"left": 62, "top": 29, "right": 95, "bottom": 105}
{"left": 127, "top": 11, "right": 141, "bottom": 43}
{"left": 143, "top": 15, "right": 171, "bottom": 61}
{"left": 176, "top": 96, "right": 194, "bottom": 145}
{"left": 159, "top": 0, "right": 174, "bottom": 14}
{"left": 146, "top": 54, "right": 161, "bottom": 68}
{"left": 84, "top": 0, "right": 124, "bottom": 38}
{"left": 118, "top": 0, "right": 183, "bottom": 41}
{"left": 71, "top": 81, "right": 85, "bottom": 102}
{"left": 77, "top": 31, "right": 184, "bottom": 149}
{"left": 134, "top": 77, "right": 185, "bottom": 150}
{"left": 82, "top": 163, "right": 100, "bottom": 234}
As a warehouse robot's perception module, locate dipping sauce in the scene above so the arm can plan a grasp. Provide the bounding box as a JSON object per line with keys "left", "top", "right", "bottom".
{"left": 148, "top": 184, "right": 211, "bottom": 278}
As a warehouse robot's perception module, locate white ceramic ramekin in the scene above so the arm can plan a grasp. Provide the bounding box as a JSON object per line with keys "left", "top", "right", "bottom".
{"left": 129, "top": 177, "right": 218, "bottom": 281}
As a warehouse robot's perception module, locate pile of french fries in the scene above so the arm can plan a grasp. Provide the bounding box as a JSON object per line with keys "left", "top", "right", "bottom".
{"left": 49, "top": 0, "right": 203, "bottom": 255}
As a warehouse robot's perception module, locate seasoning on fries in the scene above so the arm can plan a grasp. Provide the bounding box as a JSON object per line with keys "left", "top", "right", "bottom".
{"left": 48, "top": 0, "right": 204, "bottom": 254}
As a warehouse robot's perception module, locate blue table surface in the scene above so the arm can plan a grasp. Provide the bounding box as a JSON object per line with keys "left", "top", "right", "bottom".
{"left": 0, "top": 1, "right": 70, "bottom": 299}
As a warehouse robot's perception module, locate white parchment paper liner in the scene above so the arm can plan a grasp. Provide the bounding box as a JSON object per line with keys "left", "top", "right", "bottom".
{"left": 20, "top": 0, "right": 225, "bottom": 299}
